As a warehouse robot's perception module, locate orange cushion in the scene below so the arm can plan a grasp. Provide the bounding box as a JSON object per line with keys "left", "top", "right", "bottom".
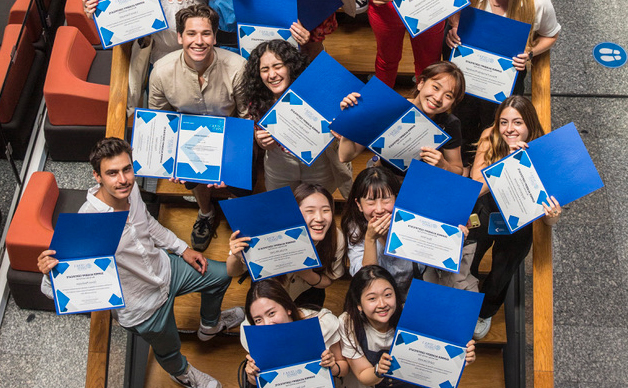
{"left": 0, "top": 24, "right": 35, "bottom": 123}
{"left": 6, "top": 172, "right": 59, "bottom": 273}
{"left": 65, "top": 0, "right": 100, "bottom": 45}
{"left": 8, "top": 0, "right": 49, "bottom": 42}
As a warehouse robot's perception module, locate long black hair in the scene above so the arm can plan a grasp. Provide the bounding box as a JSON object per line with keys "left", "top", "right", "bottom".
{"left": 244, "top": 279, "right": 302, "bottom": 325}
{"left": 243, "top": 40, "right": 309, "bottom": 121}
{"left": 342, "top": 265, "right": 402, "bottom": 354}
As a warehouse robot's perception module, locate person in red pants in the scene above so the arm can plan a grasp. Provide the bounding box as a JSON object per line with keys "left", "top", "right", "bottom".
{"left": 368, "top": 0, "right": 445, "bottom": 88}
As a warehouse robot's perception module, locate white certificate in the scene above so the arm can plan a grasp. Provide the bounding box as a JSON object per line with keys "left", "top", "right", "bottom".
{"left": 176, "top": 115, "right": 225, "bottom": 184}
{"left": 386, "top": 207, "right": 464, "bottom": 272}
{"left": 482, "top": 149, "right": 549, "bottom": 233}
{"left": 93, "top": 0, "right": 168, "bottom": 49}
{"left": 238, "top": 23, "right": 298, "bottom": 60}
{"left": 450, "top": 44, "right": 518, "bottom": 103}
{"left": 393, "top": 0, "right": 470, "bottom": 37}
{"left": 244, "top": 226, "right": 321, "bottom": 281}
{"left": 387, "top": 329, "right": 466, "bottom": 388}
{"left": 132, "top": 110, "right": 179, "bottom": 179}
{"left": 259, "top": 90, "right": 335, "bottom": 166}
{"left": 50, "top": 256, "right": 125, "bottom": 315}
{"left": 369, "top": 107, "right": 451, "bottom": 172}
{"left": 257, "top": 360, "right": 334, "bottom": 388}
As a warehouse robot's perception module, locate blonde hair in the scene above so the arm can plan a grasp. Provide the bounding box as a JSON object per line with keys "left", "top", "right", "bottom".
{"left": 471, "top": 0, "right": 537, "bottom": 50}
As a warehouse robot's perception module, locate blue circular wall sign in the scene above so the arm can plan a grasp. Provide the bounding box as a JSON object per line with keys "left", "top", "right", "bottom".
{"left": 593, "top": 42, "right": 627, "bottom": 68}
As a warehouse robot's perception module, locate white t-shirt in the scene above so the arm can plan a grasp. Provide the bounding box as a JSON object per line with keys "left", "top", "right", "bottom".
{"left": 481, "top": 0, "right": 561, "bottom": 37}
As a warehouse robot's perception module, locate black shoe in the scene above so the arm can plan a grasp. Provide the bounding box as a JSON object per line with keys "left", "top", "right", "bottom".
{"left": 191, "top": 211, "right": 219, "bottom": 251}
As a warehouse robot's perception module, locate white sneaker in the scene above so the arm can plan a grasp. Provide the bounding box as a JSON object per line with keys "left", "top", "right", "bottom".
{"left": 171, "top": 364, "right": 222, "bottom": 388}
{"left": 197, "top": 306, "right": 245, "bottom": 341}
{"left": 473, "top": 317, "right": 492, "bottom": 340}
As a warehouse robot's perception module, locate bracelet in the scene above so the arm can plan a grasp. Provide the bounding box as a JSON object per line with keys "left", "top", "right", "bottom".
{"left": 374, "top": 364, "right": 383, "bottom": 378}
{"left": 332, "top": 362, "right": 341, "bottom": 378}
{"left": 307, "top": 273, "right": 322, "bottom": 287}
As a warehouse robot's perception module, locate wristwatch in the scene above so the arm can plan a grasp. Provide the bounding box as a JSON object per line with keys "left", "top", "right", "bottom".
{"left": 374, "top": 364, "right": 384, "bottom": 378}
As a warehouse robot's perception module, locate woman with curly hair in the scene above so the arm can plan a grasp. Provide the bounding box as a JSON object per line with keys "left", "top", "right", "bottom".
{"left": 243, "top": 39, "right": 353, "bottom": 197}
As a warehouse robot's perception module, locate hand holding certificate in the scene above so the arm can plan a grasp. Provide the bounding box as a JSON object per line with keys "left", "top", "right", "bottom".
{"left": 48, "top": 212, "right": 127, "bottom": 315}
{"left": 131, "top": 109, "right": 254, "bottom": 190}
{"left": 220, "top": 187, "right": 321, "bottom": 281}
{"left": 385, "top": 160, "right": 482, "bottom": 272}
{"left": 385, "top": 279, "right": 483, "bottom": 388}
{"left": 93, "top": 0, "right": 168, "bottom": 49}
{"left": 483, "top": 123, "right": 604, "bottom": 233}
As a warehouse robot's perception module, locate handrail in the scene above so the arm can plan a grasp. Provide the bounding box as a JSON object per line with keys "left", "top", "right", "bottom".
{"left": 530, "top": 51, "right": 554, "bottom": 388}
{"left": 84, "top": 42, "right": 132, "bottom": 388}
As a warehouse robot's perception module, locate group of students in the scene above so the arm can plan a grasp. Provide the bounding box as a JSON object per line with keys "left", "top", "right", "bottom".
{"left": 46, "top": 0, "right": 565, "bottom": 387}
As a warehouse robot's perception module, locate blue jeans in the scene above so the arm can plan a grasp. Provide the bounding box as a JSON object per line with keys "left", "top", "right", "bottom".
{"left": 126, "top": 253, "right": 231, "bottom": 376}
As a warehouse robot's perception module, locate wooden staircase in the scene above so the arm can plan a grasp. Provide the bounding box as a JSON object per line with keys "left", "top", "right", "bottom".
{"left": 88, "top": 8, "right": 555, "bottom": 388}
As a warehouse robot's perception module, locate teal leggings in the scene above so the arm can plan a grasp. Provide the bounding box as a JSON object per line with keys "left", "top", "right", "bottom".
{"left": 126, "top": 253, "right": 231, "bottom": 376}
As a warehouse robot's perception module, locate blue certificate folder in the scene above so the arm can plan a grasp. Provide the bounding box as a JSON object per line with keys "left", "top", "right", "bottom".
{"left": 385, "top": 160, "right": 482, "bottom": 272}
{"left": 131, "top": 108, "right": 254, "bottom": 190}
{"left": 258, "top": 52, "right": 364, "bottom": 165}
{"left": 385, "top": 280, "right": 483, "bottom": 387}
{"left": 48, "top": 212, "right": 128, "bottom": 315}
{"left": 483, "top": 122, "right": 604, "bottom": 233}
{"left": 220, "top": 187, "right": 321, "bottom": 280}
{"left": 450, "top": 6, "right": 530, "bottom": 102}
{"left": 233, "top": 0, "right": 342, "bottom": 32}
{"left": 244, "top": 318, "right": 331, "bottom": 387}
{"left": 329, "top": 77, "right": 450, "bottom": 171}
{"left": 93, "top": 0, "right": 168, "bottom": 49}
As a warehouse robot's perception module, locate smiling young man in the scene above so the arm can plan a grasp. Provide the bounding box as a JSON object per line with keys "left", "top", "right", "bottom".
{"left": 148, "top": 4, "right": 249, "bottom": 252}
{"left": 37, "top": 138, "right": 245, "bottom": 388}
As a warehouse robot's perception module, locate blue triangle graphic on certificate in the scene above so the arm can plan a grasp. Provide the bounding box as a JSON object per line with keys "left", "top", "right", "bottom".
{"left": 402, "top": 110, "right": 416, "bottom": 124}
{"left": 301, "top": 151, "right": 313, "bottom": 163}
{"left": 248, "top": 237, "right": 260, "bottom": 249}
{"left": 388, "top": 232, "right": 403, "bottom": 252}
{"left": 439, "top": 381, "right": 455, "bottom": 388}
{"left": 404, "top": 16, "right": 420, "bottom": 34}
{"left": 95, "top": 0, "right": 110, "bottom": 16}
{"left": 94, "top": 258, "right": 111, "bottom": 271}
{"left": 282, "top": 92, "right": 303, "bottom": 105}
{"left": 56, "top": 290, "right": 70, "bottom": 312}
{"left": 508, "top": 215, "right": 520, "bottom": 230}
{"left": 434, "top": 133, "right": 448, "bottom": 144}
{"left": 277, "top": 29, "right": 292, "bottom": 40}
{"left": 494, "top": 91, "right": 507, "bottom": 102}
{"left": 389, "top": 356, "right": 402, "bottom": 373}
{"left": 443, "top": 258, "right": 458, "bottom": 271}
{"left": 52, "top": 262, "right": 70, "bottom": 278}
{"left": 303, "top": 256, "right": 318, "bottom": 266}
{"left": 162, "top": 157, "right": 174, "bottom": 174}
{"left": 372, "top": 137, "right": 386, "bottom": 154}
{"left": 484, "top": 162, "right": 504, "bottom": 178}
{"left": 440, "top": 224, "right": 459, "bottom": 236}
{"left": 167, "top": 114, "right": 179, "bottom": 132}
{"left": 445, "top": 345, "right": 464, "bottom": 359}
{"left": 100, "top": 27, "right": 114, "bottom": 46}
{"left": 498, "top": 57, "right": 514, "bottom": 71}
{"left": 453, "top": 0, "right": 467, "bottom": 6}
{"left": 239, "top": 26, "right": 255, "bottom": 38}
{"left": 321, "top": 120, "right": 330, "bottom": 133}
{"left": 133, "top": 160, "right": 142, "bottom": 173}
{"left": 393, "top": 0, "right": 404, "bottom": 7}
{"left": 108, "top": 294, "right": 123, "bottom": 306}
{"left": 454, "top": 45, "right": 474, "bottom": 58}
{"left": 389, "top": 158, "right": 407, "bottom": 171}
{"left": 152, "top": 19, "right": 166, "bottom": 30}
{"left": 395, "top": 210, "right": 415, "bottom": 222}
{"left": 305, "top": 362, "right": 321, "bottom": 375}
{"left": 259, "top": 371, "right": 278, "bottom": 388}
{"left": 536, "top": 190, "right": 549, "bottom": 205}
{"left": 241, "top": 48, "right": 250, "bottom": 59}
{"left": 396, "top": 331, "right": 418, "bottom": 345}
{"left": 249, "top": 261, "right": 264, "bottom": 280}
{"left": 285, "top": 228, "right": 304, "bottom": 240}
{"left": 260, "top": 110, "right": 277, "bottom": 126}
{"left": 514, "top": 150, "right": 531, "bottom": 167}
{"left": 137, "top": 110, "right": 156, "bottom": 123}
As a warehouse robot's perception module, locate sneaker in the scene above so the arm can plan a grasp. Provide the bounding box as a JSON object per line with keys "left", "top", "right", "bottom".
{"left": 197, "top": 307, "right": 245, "bottom": 342}
{"left": 191, "top": 210, "right": 218, "bottom": 251}
{"left": 171, "top": 364, "right": 222, "bottom": 388}
{"left": 473, "top": 317, "right": 492, "bottom": 340}
{"left": 355, "top": 0, "right": 368, "bottom": 14}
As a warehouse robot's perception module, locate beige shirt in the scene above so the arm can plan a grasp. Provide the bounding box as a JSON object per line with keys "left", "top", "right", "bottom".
{"left": 148, "top": 47, "right": 248, "bottom": 118}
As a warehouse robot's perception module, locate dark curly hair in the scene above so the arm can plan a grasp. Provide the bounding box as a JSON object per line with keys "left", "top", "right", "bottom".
{"left": 243, "top": 40, "right": 309, "bottom": 121}
{"left": 90, "top": 137, "right": 133, "bottom": 175}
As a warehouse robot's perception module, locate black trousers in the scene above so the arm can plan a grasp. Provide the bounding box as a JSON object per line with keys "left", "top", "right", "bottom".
{"left": 468, "top": 194, "right": 533, "bottom": 319}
